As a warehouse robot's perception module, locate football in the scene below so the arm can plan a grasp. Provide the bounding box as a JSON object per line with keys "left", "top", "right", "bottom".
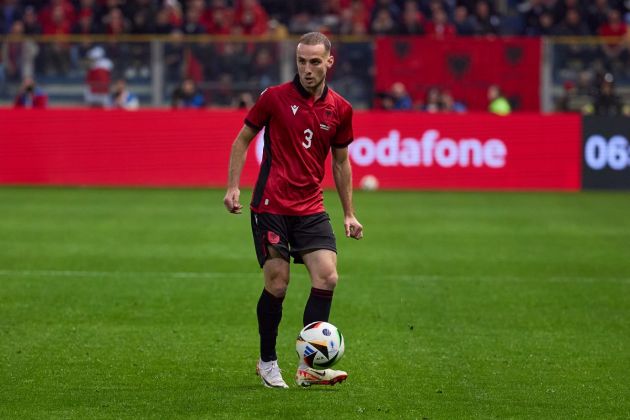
{"left": 296, "top": 321, "right": 345, "bottom": 369}
{"left": 360, "top": 174, "right": 379, "bottom": 191}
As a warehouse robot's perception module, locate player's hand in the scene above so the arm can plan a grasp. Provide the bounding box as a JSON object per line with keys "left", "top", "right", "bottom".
{"left": 344, "top": 216, "right": 363, "bottom": 240}
{"left": 223, "top": 188, "right": 243, "bottom": 214}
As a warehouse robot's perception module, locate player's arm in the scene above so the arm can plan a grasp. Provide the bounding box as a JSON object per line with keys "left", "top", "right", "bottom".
{"left": 332, "top": 147, "right": 363, "bottom": 239}
{"left": 224, "top": 124, "right": 258, "bottom": 214}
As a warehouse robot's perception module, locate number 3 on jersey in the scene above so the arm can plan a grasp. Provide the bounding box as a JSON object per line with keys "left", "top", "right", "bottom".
{"left": 303, "top": 129, "right": 313, "bottom": 149}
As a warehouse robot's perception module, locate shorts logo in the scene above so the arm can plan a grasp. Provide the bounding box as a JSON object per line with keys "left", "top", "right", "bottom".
{"left": 267, "top": 231, "right": 280, "bottom": 245}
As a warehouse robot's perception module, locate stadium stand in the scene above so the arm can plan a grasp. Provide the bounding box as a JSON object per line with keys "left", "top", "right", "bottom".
{"left": 0, "top": 0, "right": 629, "bottom": 112}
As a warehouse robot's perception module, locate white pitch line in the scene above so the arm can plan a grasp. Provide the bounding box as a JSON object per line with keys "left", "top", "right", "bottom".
{"left": 0, "top": 269, "right": 259, "bottom": 279}
{"left": 0, "top": 269, "right": 627, "bottom": 283}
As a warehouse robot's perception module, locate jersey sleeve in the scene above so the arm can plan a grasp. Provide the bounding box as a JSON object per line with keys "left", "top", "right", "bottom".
{"left": 244, "top": 88, "right": 272, "bottom": 131}
{"left": 331, "top": 102, "right": 353, "bottom": 148}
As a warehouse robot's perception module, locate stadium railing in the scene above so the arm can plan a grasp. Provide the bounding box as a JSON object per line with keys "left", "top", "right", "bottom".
{"left": 0, "top": 34, "right": 628, "bottom": 111}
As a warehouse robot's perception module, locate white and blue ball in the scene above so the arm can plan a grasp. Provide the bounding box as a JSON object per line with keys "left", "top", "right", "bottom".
{"left": 296, "top": 321, "right": 345, "bottom": 369}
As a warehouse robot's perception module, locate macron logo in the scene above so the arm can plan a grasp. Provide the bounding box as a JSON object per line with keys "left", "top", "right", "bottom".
{"left": 291, "top": 105, "right": 299, "bottom": 115}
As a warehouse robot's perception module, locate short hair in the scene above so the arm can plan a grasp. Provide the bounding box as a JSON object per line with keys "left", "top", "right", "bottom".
{"left": 298, "top": 32, "right": 331, "bottom": 54}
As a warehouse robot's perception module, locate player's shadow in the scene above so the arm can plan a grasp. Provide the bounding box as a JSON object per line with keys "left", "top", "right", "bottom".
{"left": 229, "top": 384, "right": 342, "bottom": 392}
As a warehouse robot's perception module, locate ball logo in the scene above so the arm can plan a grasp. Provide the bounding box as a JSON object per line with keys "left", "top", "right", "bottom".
{"left": 322, "top": 328, "right": 331, "bottom": 336}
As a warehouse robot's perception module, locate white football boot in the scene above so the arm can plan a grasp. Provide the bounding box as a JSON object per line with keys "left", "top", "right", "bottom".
{"left": 295, "top": 362, "right": 348, "bottom": 387}
{"left": 256, "top": 359, "right": 289, "bottom": 389}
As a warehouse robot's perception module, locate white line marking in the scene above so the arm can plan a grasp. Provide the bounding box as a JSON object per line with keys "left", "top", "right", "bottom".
{"left": 0, "top": 269, "right": 259, "bottom": 279}
{"left": 0, "top": 270, "right": 627, "bottom": 283}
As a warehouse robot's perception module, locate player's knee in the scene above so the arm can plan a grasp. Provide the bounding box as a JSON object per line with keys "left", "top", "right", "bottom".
{"left": 319, "top": 271, "right": 338, "bottom": 290}
{"left": 267, "top": 282, "right": 288, "bottom": 297}
{"left": 266, "top": 273, "right": 289, "bottom": 297}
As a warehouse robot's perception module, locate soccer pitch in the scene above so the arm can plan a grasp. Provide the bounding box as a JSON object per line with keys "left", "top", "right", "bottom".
{"left": 1, "top": 187, "right": 629, "bottom": 419}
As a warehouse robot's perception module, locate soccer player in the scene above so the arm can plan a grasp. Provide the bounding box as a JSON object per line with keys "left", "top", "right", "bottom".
{"left": 223, "top": 32, "right": 363, "bottom": 388}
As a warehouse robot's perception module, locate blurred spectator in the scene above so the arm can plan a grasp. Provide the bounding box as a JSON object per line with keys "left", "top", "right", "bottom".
{"left": 422, "top": 86, "right": 442, "bottom": 112}
{"left": 129, "top": 0, "right": 157, "bottom": 34}
{"left": 1, "top": 0, "right": 22, "bottom": 35}
{"left": 206, "top": 5, "right": 233, "bottom": 34}
{"left": 555, "top": 80, "right": 577, "bottom": 112}
{"left": 370, "top": 0, "right": 400, "bottom": 26}
{"left": 598, "top": 8, "right": 629, "bottom": 70}
{"left": 14, "top": 77, "right": 48, "bottom": 108}
{"left": 552, "top": 0, "right": 585, "bottom": 22}
{"left": 1, "top": 21, "right": 31, "bottom": 82}
{"left": 370, "top": 7, "right": 398, "bottom": 34}
{"left": 111, "top": 79, "right": 139, "bottom": 110}
{"left": 389, "top": 82, "right": 412, "bottom": 110}
{"left": 171, "top": 77, "right": 205, "bottom": 108}
{"left": 22, "top": 6, "right": 43, "bottom": 34}
{"left": 344, "top": 0, "right": 370, "bottom": 35}
{"left": 235, "top": 0, "right": 269, "bottom": 35}
{"left": 251, "top": 46, "right": 279, "bottom": 89}
{"left": 155, "top": 7, "right": 176, "bottom": 33}
{"left": 488, "top": 84, "right": 512, "bottom": 115}
{"left": 593, "top": 73, "right": 624, "bottom": 116}
{"left": 72, "top": 7, "right": 101, "bottom": 34}
{"left": 377, "top": 82, "right": 412, "bottom": 110}
{"left": 103, "top": 7, "right": 130, "bottom": 35}
{"left": 399, "top": 0, "right": 425, "bottom": 35}
{"left": 440, "top": 90, "right": 467, "bottom": 113}
{"left": 453, "top": 5, "right": 475, "bottom": 36}
{"left": 85, "top": 46, "right": 113, "bottom": 108}
{"left": 553, "top": 8, "right": 590, "bottom": 36}
{"left": 162, "top": 0, "right": 184, "bottom": 29}
{"left": 520, "top": 0, "right": 553, "bottom": 35}
{"left": 586, "top": 0, "right": 612, "bottom": 34}
{"left": 525, "top": 10, "right": 555, "bottom": 36}
{"left": 320, "top": 0, "right": 343, "bottom": 33}
{"left": 39, "top": 0, "right": 75, "bottom": 33}
{"left": 39, "top": 1, "right": 73, "bottom": 76}
{"left": 424, "top": 0, "right": 454, "bottom": 17}
{"left": 183, "top": 5, "right": 206, "bottom": 35}
{"left": 470, "top": 0, "right": 501, "bottom": 36}
{"left": 163, "top": 30, "right": 185, "bottom": 81}
{"left": 424, "top": 7, "right": 456, "bottom": 39}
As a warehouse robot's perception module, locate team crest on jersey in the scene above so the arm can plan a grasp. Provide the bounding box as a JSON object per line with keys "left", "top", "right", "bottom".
{"left": 267, "top": 231, "right": 280, "bottom": 245}
{"left": 291, "top": 105, "right": 299, "bottom": 115}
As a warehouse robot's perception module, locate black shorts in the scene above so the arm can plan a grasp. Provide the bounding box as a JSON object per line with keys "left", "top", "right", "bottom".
{"left": 251, "top": 211, "right": 337, "bottom": 267}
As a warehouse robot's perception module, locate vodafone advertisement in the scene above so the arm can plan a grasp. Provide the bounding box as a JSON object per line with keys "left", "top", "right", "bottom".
{"left": 0, "top": 110, "right": 580, "bottom": 190}
{"left": 346, "top": 112, "right": 581, "bottom": 190}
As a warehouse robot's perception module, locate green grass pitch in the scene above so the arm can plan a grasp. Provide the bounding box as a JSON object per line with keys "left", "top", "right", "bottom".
{"left": 1, "top": 187, "right": 629, "bottom": 419}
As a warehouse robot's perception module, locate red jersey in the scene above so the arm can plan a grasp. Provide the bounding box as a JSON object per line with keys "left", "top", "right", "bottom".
{"left": 245, "top": 75, "right": 354, "bottom": 216}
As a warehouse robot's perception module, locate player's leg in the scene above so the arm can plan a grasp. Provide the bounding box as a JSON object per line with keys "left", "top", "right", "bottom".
{"left": 295, "top": 249, "right": 347, "bottom": 387}
{"left": 301, "top": 249, "right": 338, "bottom": 326}
{"left": 285, "top": 212, "right": 338, "bottom": 326}
{"left": 289, "top": 212, "right": 347, "bottom": 387}
{"left": 256, "top": 248, "right": 291, "bottom": 388}
{"left": 251, "top": 211, "right": 291, "bottom": 388}
{"left": 258, "top": 247, "right": 290, "bottom": 363}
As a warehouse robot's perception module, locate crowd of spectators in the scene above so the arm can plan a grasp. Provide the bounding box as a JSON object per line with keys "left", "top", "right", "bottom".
{"left": 1, "top": 0, "right": 629, "bottom": 113}
{"left": 1, "top": 0, "right": 628, "bottom": 38}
